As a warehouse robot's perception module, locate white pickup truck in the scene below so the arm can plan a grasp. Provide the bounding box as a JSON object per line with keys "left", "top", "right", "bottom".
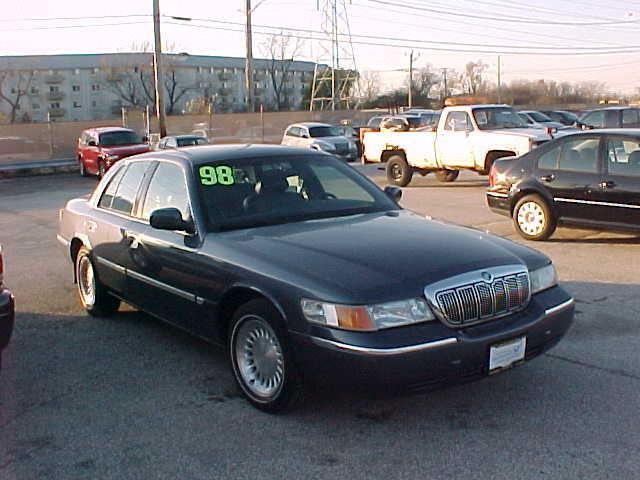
{"left": 362, "top": 104, "right": 556, "bottom": 186}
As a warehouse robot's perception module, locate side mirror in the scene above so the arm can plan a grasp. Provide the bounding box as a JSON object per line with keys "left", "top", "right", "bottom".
{"left": 88, "top": 140, "right": 97, "bottom": 147}
{"left": 384, "top": 185, "right": 402, "bottom": 202}
{"left": 149, "top": 208, "right": 194, "bottom": 234}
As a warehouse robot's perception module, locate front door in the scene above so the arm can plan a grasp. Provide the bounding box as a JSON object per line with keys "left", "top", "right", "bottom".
{"left": 535, "top": 135, "right": 602, "bottom": 221}
{"left": 436, "top": 111, "right": 475, "bottom": 168}
{"left": 590, "top": 135, "right": 640, "bottom": 228}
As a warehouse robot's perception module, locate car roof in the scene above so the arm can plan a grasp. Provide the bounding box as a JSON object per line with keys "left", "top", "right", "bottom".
{"left": 128, "top": 144, "right": 325, "bottom": 167}
{"left": 163, "top": 134, "right": 205, "bottom": 140}
{"left": 288, "top": 122, "right": 332, "bottom": 128}
{"left": 86, "top": 126, "right": 135, "bottom": 133}
{"left": 589, "top": 106, "right": 638, "bottom": 111}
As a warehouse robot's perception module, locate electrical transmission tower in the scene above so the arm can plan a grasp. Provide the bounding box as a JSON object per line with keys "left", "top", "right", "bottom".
{"left": 310, "top": 0, "right": 360, "bottom": 111}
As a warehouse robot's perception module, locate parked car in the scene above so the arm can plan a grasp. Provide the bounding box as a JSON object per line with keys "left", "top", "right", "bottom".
{"left": 540, "top": 110, "right": 579, "bottom": 127}
{"left": 0, "top": 246, "right": 15, "bottom": 370}
{"left": 281, "top": 122, "right": 358, "bottom": 161}
{"left": 58, "top": 145, "right": 574, "bottom": 412}
{"left": 579, "top": 107, "right": 640, "bottom": 130}
{"left": 335, "top": 124, "right": 364, "bottom": 158}
{"left": 487, "top": 129, "right": 640, "bottom": 240}
{"left": 158, "top": 135, "right": 208, "bottom": 149}
{"left": 77, "top": 127, "right": 150, "bottom": 178}
{"left": 363, "top": 104, "right": 556, "bottom": 186}
{"left": 366, "top": 115, "right": 389, "bottom": 130}
{"left": 518, "top": 111, "right": 566, "bottom": 130}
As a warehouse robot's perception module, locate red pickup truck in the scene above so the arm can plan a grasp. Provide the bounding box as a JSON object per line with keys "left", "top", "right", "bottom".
{"left": 77, "top": 127, "right": 150, "bottom": 177}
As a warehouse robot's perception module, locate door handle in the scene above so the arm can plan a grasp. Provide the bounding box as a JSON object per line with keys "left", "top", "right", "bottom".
{"left": 539, "top": 174, "right": 555, "bottom": 182}
{"left": 599, "top": 180, "right": 616, "bottom": 189}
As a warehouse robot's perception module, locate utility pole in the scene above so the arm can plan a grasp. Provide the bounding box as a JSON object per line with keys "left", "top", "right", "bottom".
{"left": 408, "top": 50, "right": 414, "bottom": 108}
{"left": 245, "top": 0, "right": 255, "bottom": 112}
{"left": 331, "top": 0, "right": 338, "bottom": 110}
{"left": 441, "top": 68, "right": 448, "bottom": 100}
{"left": 152, "top": 0, "right": 167, "bottom": 137}
{"left": 497, "top": 55, "right": 502, "bottom": 104}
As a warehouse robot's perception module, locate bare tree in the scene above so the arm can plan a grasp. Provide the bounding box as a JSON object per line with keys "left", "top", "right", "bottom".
{"left": 414, "top": 65, "right": 440, "bottom": 100}
{"left": 460, "top": 60, "right": 488, "bottom": 96}
{"left": 262, "top": 31, "right": 303, "bottom": 111}
{"left": 163, "top": 68, "right": 193, "bottom": 114}
{"left": 360, "top": 71, "right": 381, "bottom": 103}
{"left": 0, "top": 70, "right": 34, "bottom": 123}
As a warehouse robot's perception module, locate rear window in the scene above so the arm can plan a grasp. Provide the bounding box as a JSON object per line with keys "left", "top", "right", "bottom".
{"left": 99, "top": 130, "right": 143, "bottom": 146}
{"left": 309, "top": 126, "right": 341, "bottom": 138}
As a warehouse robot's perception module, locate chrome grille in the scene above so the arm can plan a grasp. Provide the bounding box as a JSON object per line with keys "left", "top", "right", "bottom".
{"left": 425, "top": 266, "right": 530, "bottom": 327}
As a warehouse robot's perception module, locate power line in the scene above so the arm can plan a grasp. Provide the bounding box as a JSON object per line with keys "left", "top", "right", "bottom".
{"left": 0, "top": 14, "right": 150, "bottom": 22}
{"left": 362, "top": 0, "right": 640, "bottom": 26}
{"left": 165, "top": 16, "right": 640, "bottom": 52}
{"left": 0, "top": 21, "right": 149, "bottom": 33}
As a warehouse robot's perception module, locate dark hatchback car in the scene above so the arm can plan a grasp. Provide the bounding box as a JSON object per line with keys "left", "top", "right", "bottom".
{"left": 487, "top": 130, "right": 640, "bottom": 240}
{"left": 579, "top": 107, "right": 640, "bottom": 130}
{"left": 0, "top": 246, "right": 15, "bottom": 370}
{"left": 58, "top": 145, "right": 574, "bottom": 412}
{"left": 540, "top": 110, "right": 579, "bottom": 127}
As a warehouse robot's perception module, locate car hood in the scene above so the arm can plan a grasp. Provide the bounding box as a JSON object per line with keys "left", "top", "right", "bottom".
{"left": 489, "top": 128, "right": 553, "bottom": 141}
{"left": 100, "top": 144, "right": 151, "bottom": 156}
{"left": 312, "top": 136, "right": 353, "bottom": 145}
{"left": 209, "top": 210, "right": 548, "bottom": 303}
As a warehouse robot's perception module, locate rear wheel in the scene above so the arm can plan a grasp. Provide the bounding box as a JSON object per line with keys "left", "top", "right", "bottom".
{"left": 513, "top": 194, "right": 556, "bottom": 241}
{"left": 386, "top": 155, "right": 413, "bottom": 187}
{"left": 435, "top": 169, "right": 459, "bottom": 182}
{"left": 229, "top": 299, "right": 302, "bottom": 413}
{"left": 79, "top": 157, "right": 88, "bottom": 177}
{"left": 98, "top": 160, "right": 106, "bottom": 179}
{"left": 75, "top": 246, "right": 120, "bottom": 317}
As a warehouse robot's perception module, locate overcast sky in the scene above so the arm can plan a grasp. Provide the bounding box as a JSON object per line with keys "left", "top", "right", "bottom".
{"left": 1, "top": 0, "right": 639, "bottom": 94}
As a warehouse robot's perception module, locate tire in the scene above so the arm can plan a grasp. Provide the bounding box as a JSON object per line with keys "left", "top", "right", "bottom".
{"left": 435, "top": 169, "right": 459, "bottom": 182}
{"left": 79, "top": 158, "right": 88, "bottom": 177}
{"left": 75, "top": 246, "right": 121, "bottom": 317}
{"left": 97, "top": 161, "right": 106, "bottom": 179}
{"left": 229, "top": 299, "right": 302, "bottom": 413}
{"left": 386, "top": 155, "right": 413, "bottom": 187}
{"left": 512, "top": 194, "right": 557, "bottom": 241}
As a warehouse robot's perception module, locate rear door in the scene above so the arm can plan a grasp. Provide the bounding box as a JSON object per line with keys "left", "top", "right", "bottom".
{"left": 535, "top": 135, "right": 602, "bottom": 221}
{"left": 622, "top": 109, "right": 640, "bottom": 129}
{"left": 592, "top": 135, "right": 640, "bottom": 227}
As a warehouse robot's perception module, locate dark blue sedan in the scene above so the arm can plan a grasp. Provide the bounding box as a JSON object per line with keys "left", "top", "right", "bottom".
{"left": 58, "top": 145, "right": 574, "bottom": 412}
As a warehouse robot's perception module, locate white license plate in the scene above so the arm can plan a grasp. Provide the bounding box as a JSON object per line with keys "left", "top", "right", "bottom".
{"left": 489, "top": 336, "right": 526, "bottom": 372}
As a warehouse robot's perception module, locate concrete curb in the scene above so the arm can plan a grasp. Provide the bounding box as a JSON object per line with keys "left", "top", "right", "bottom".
{"left": 0, "top": 159, "right": 77, "bottom": 179}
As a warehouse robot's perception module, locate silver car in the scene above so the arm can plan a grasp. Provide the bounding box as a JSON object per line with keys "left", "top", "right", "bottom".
{"left": 281, "top": 122, "right": 358, "bottom": 161}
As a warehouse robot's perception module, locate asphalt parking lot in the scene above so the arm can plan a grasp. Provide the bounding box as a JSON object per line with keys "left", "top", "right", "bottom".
{"left": 1, "top": 168, "right": 639, "bottom": 479}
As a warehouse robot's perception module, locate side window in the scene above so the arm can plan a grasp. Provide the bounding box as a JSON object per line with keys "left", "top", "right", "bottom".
{"left": 519, "top": 113, "right": 533, "bottom": 125}
{"left": 111, "top": 162, "right": 151, "bottom": 215}
{"left": 98, "top": 166, "right": 126, "bottom": 209}
{"left": 141, "top": 162, "right": 190, "bottom": 220}
{"left": 167, "top": 138, "right": 178, "bottom": 148}
{"left": 582, "top": 111, "right": 605, "bottom": 128}
{"left": 537, "top": 145, "right": 560, "bottom": 170}
{"left": 444, "top": 111, "right": 471, "bottom": 132}
{"left": 557, "top": 138, "right": 600, "bottom": 173}
{"left": 622, "top": 109, "right": 639, "bottom": 126}
{"left": 286, "top": 127, "right": 299, "bottom": 137}
{"left": 606, "top": 137, "right": 640, "bottom": 177}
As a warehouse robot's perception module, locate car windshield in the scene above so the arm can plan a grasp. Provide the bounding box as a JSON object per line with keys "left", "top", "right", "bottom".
{"left": 472, "top": 107, "right": 526, "bottom": 130}
{"left": 528, "top": 111, "right": 553, "bottom": 122}
{"left": 308, "top": 126, "right": 342, "bottom": 138}
{"left": 177, "top": 137, "right": 208, "bottom": 147}
{"left": 99, "top": 131, "right": 143, "bottom": 146}
{"left": 402, "top": 116, "right": 422, "bottom": 128}
{"left": 195, "top": 154, "right": 399, "bottom": 231}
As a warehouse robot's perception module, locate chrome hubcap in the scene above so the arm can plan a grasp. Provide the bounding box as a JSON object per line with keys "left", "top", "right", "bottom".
{"left": 78, "top": 255, "right": 96, "bottom": 307}
{"left": 517, "top": 201, "right": 546, "bottom": 236}
{"left": 235, "top": 317, "right": 284, "bottom": 399}
{"left": 391, "top": 164, "right": 402, "bottom": 179}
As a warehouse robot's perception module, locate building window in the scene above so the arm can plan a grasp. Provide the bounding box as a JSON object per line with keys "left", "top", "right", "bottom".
{"left": 50, "top": 102, "right": 60, "bottom": 109}
{"left": 49, "top": 85, "right": 59, "bottom": 93}
{"left": 10, "top": 87, "right": 17, "bottom": 94}
{"left": 92, "top": 84, "right": 100, "bottom": 91}
{"left": 30, "top": 87, "right": 39, "bottom": 94}
{"left": 73, "top": 101, "right": 81, "bottom": 108}
{"left": 92, "top": 100, "right": 97, "bottom": 108}
{"left": 72, "top": 85, "right": 80, "bottom": 92}
{"left": 32, "top": 104, "right": 40, "bottom": 109}
{"left": 134, "top": 66, "right": 139, "bottom": 73}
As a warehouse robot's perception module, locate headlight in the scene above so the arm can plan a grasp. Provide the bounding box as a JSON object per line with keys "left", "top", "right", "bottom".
{"left": 529, "top": 263, "right": 557, "bottom": 294}
{"left": 312, "top": 142, "right": 335, "bottom": 152}
{"left": 301, "top": 298, "right": 434, "bottom": 331}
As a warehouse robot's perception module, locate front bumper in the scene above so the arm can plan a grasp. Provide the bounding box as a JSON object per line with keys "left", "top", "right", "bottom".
{"left": 0, "top": 288, "right": 15, "bottom": 368}
{"left": 290, "top": 285, "right": 574, "bottom": 390}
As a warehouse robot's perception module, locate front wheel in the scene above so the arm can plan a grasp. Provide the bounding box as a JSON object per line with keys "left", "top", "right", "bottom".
{"left": 386, "top": 155, "right": 413, "bottom": 187}
{"left": 229, "top": 299, "right": 302, "bottom": 413}
{"left": 75, "top": 246, "right": 121, "bottom": 317}
{"left": 513, "top": 194, "right": 557, "bottom": 241}
{"left": 435, "top": 169, "right": 459, "bottom": 182}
